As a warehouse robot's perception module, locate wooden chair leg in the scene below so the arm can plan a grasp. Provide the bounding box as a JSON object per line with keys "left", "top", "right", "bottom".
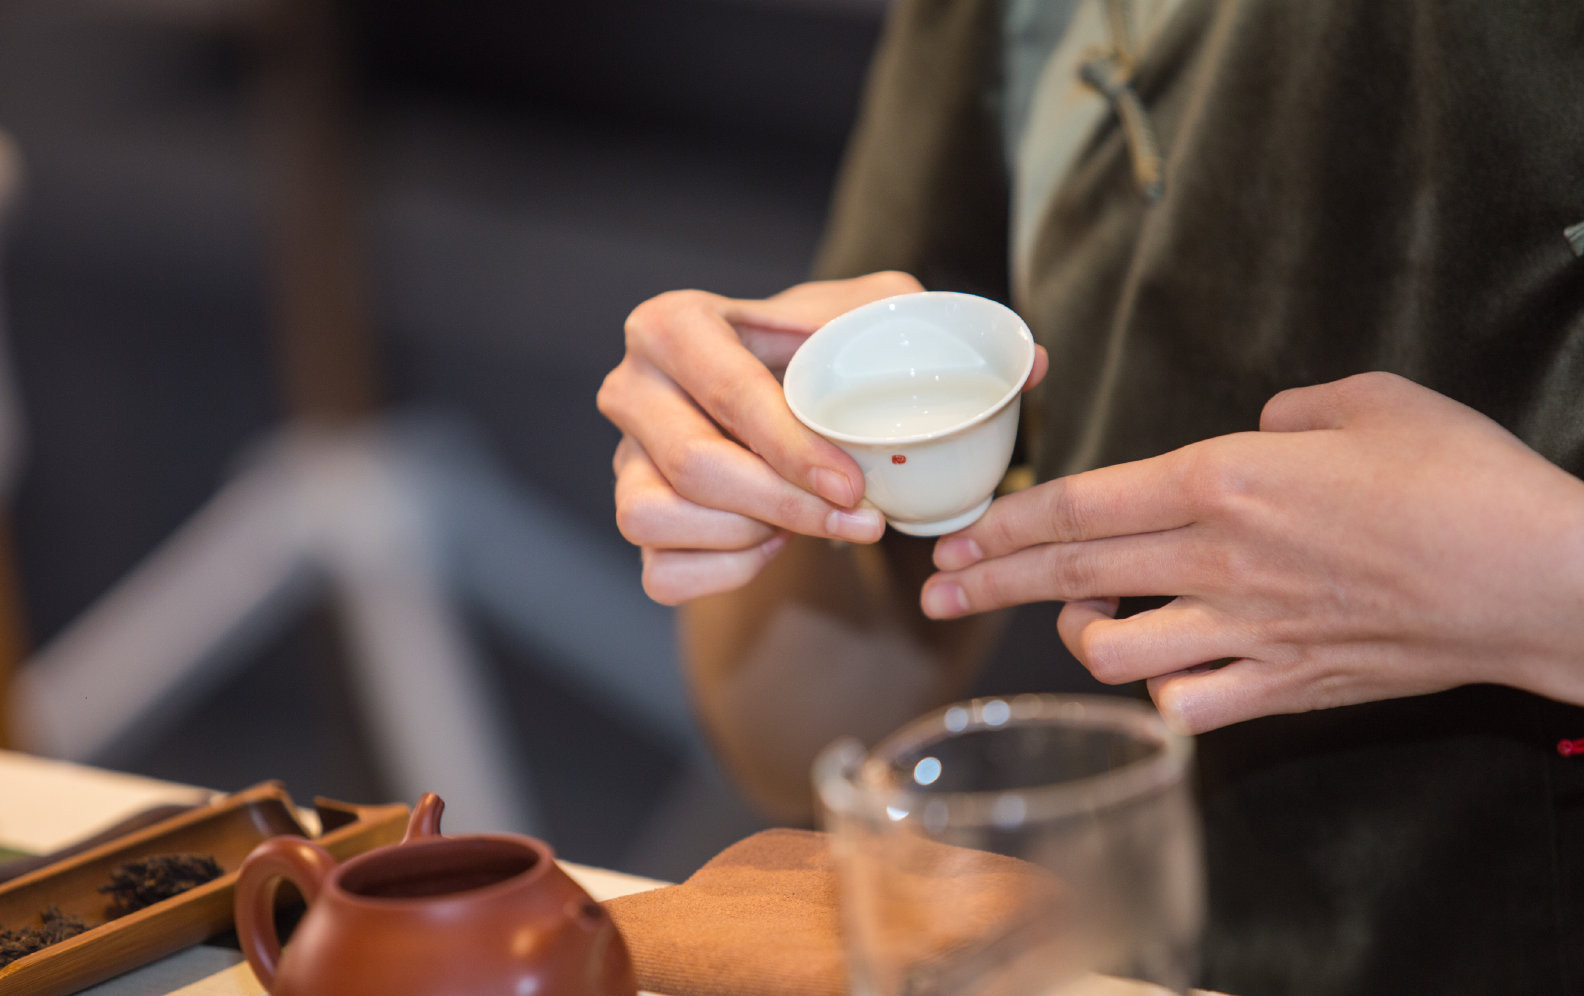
{"left": 0, "top": 130, "right": 23, "bottom": 750}
{"left": 0, "top": 517, "right": 30, "bottom": 750}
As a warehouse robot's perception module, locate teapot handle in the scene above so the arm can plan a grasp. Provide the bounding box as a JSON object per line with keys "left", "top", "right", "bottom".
{"left": 402, "top": 792, "right": 445, "bottom": 841}
{"left": 234, "top": 836, "right": 337, "bottom": 991}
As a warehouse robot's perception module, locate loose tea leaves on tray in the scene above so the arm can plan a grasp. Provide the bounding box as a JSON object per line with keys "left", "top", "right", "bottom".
{"left": 100, "top": 853, "right": 224, "bottom": 918}
{"left": 0, "top": 906, "right": 90, "bottom": 969}
{"left": 0, "top": 853, "right": 224, "bottom": 968}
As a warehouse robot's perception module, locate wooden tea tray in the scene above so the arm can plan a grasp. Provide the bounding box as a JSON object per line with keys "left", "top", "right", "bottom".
{"left": 0, "top": 781, "right": 408, "bottom": 996}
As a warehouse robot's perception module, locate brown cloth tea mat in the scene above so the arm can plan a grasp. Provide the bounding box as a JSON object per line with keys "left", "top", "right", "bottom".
{"left": 602, "top": 827, "right": 1057, "bottom": 996}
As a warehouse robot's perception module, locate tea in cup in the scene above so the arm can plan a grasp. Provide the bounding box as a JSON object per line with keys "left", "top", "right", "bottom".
{"left": 783, "top": 291, "right": 1035, "bottom": 536}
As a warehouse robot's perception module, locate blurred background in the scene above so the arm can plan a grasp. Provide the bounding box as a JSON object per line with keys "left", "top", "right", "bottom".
{"left": 0, "top": 0, "right": 1093, "bottom": 882}
{"left": 0, "top": 0, "right": 889, "bottom": 881}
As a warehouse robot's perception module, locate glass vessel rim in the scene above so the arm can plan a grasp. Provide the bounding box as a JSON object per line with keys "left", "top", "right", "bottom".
{"left": 846, "top": 694, "right": 1193, "bottom": 828}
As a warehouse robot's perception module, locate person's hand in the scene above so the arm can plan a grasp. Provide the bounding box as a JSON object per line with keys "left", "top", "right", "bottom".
{"left": 599, "top": 272, "right": 913, "bottom": 604}
{"left": 919, "top": 372, "right": 1584, "bottom": 733}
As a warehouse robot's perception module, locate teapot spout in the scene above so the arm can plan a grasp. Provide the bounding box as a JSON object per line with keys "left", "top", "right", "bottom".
{"left": 403, "top": 793, "right": 445, "bottom": 841}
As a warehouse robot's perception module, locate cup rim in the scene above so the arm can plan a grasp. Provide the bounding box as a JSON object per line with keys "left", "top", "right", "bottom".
{"left": 332, "top": 834, "right": 553, "bottom": 905}
{"left": 783, "top": 291, "right": 1036, "bottom": 446}
{"left": 817, "top": 694, "right": 1192, "bottom": 830}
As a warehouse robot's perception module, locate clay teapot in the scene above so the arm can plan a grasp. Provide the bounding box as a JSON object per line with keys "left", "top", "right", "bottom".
{"left": 234, "top": 793, "right": 637, "bottom": 996}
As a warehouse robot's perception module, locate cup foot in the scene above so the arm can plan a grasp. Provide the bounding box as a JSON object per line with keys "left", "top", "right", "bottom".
{"left": 886, "top": 497, "right": 993, "bottom": 537}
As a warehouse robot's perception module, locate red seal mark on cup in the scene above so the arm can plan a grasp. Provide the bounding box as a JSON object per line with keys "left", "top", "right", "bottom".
{"left": 891, "top": 454, "right": 907, "bottom": 465}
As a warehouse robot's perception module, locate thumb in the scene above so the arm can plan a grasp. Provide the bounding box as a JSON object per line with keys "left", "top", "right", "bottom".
{"left": 1146, "top": 659, "right": 1286, "bottom": 735}
{"left": 1259, "top": 371, "right": 1419, "bottom": 433}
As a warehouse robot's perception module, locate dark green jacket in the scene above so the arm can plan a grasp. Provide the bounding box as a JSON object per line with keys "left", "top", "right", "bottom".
{"left": 814, "top": 1, "right": 1584, "bottom": 992}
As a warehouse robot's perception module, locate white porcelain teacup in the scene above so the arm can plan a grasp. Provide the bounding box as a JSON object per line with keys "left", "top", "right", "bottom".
{"left": 783, "top": 291, "right": 1035, "bottom": 536}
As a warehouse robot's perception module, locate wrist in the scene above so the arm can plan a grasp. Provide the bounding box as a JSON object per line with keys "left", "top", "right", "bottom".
{"left": 1502, "top": 473, "right": 1584, "bottom": 706}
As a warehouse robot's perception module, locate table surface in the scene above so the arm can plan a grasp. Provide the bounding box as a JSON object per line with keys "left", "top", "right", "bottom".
{"left": 0, "top": 751, "right": 1221, "bottom": 996}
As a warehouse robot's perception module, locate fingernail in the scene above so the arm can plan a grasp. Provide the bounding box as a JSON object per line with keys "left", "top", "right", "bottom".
{"left": 811, "top": 467, "right": 859, "bottom": 507}
{"left": 826, "top": 506, "right": 883, "bottom": 542}
{"left": 921, "top": 581, "right": 969, "bottom": 619}
{"left": 933, "top": 537, "right": 984, "bottom": 571}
